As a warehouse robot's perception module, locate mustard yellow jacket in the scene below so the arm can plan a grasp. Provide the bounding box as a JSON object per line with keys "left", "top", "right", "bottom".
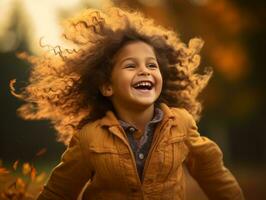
{"left": 37, "top": 103, "right": 244, "bottom": 200}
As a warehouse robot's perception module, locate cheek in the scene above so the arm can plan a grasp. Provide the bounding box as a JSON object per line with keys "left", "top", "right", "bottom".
{"left": 118, "top": 76, "right": 130, "bottom": 86}
{"left": 111, "top": 71, "right": 127, "bottom": 87}
{"left": 156, "top": 73, "right": 163, "bottom": 90}
{"left": 112, "top": 76, "right": 131, "bottom": 91}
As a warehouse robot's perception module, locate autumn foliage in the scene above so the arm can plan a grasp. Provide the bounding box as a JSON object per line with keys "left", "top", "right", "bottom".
{"left": 0, "top": 149, "right": 47, "bottom": 200}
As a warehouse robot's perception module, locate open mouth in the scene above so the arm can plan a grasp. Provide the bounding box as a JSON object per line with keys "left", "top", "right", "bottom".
{"left": 132, "top": 81, "right": 154, "bottom": 90}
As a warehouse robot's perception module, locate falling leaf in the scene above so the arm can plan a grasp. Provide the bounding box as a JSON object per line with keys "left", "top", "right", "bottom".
{"left": 15, "top": 178, "right": 26, "bottom": 189}
{"left": 22, "top": 163, "right": 31, "bottom": 175}
{"left": 36, "top": 148, "right": 47, "bottom": 157}
{"left": 35, "top": 172, "right": 47, "bottom": 183}
{"left": 30, "top": 167, "right": 37, "bottom": 181}
{"left": 13, "top": 160, "right": 19, "bottom": 171}
{"left": 0, "top": 167, "right": 10, "bottom": 174}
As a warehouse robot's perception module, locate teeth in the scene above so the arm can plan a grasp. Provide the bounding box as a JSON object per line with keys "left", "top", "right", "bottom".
{"left": 134, "top": 81, "right": 152, "bottom": 87}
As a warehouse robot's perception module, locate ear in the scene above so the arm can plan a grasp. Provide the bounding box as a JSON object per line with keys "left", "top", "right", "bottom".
{"left": 99, "top": 83, "right": 113, "bottom": 97}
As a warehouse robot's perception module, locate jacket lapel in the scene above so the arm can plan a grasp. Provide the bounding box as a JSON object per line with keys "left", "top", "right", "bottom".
{"left": 99, "top": 110, "right": 130, "bottom": 146}
{"left": 98, "top": 103, "right": 179, "bottom": 146}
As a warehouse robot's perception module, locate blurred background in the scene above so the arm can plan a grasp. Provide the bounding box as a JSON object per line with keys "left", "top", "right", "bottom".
{"left": 0, "top": 0, "right": 265, "bottom": 199}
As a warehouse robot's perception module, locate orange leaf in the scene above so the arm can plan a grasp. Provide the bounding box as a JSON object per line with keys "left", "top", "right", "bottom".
{"left": 16, "top": 178, "right": 25, "bottom": 189}
{"left": 36, "top": 172, "right": 47, "bottom": 183}
{"left": 30, "top": 167, "right": 36, "bottom": 181}
{"left": 13, "top": 160, "right": 19, "bottom": 170}
{"left": 0, "top": 167, "right": 9, "bottom": 174}
{"left": 22, "top": 163, "right": 31, "bottom": 175}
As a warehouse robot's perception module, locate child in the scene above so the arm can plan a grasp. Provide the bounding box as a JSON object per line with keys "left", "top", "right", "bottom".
{"left": 14, "top": 6, "right": 244, "bottom": 200}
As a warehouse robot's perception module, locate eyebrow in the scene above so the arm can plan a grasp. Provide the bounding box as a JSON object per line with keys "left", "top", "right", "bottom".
{"left": 119, "top": 57, "right": 157, "bottom": 64}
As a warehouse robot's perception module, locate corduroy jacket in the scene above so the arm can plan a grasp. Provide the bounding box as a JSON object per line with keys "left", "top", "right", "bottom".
{"left": 37, "top": 103, "right": 244, "bottom": 200}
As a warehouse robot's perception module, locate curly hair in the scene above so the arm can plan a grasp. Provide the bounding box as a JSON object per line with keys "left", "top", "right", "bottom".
{"left": 12, "top": 7, "right": 213, "bottom": 145}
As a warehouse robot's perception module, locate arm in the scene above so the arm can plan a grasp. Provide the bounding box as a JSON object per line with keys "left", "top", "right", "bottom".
{"left": 37, "top": 131, "right": 94, "bottom": 200}
{"left": 183, "top": 111, "right": 245, "bottom": 200}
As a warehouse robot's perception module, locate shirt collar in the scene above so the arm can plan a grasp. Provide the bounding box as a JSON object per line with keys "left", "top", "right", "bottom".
{"left": 118, "top": 107, "right": 164, "bottom": 130}
{"left": 99, "top": 103, "right": 175, "bottom": 127}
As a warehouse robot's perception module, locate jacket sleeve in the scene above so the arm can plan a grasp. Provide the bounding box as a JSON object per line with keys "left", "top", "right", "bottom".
{"left": 37, "top": 130, "right": 94, "bottom": 200}
{"left": 183, "top": 110, "right": 245, "bottom": 200}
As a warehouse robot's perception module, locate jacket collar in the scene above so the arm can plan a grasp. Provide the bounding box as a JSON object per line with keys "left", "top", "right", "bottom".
{"left": 99, "top": 103, "right": 176, "bottom": 128}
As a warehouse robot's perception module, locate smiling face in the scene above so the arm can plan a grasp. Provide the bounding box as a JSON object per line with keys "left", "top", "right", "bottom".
{"left": 100, "top": 41, "right": 163, "bottom": 111}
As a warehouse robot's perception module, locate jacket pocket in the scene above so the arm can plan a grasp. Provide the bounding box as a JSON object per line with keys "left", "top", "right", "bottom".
{"left": 89, "top": 145, "right": 128, "bottom": 154}
{"left": 155, "top": 134, "right": 188, "bottom": 182}
{"left": 87, "top": 143, "right": 131, "bottom": 188}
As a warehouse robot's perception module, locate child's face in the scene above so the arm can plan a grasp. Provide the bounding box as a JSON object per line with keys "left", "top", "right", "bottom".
{"left": 100, "top": 41, "right": 163, "bottom": 110}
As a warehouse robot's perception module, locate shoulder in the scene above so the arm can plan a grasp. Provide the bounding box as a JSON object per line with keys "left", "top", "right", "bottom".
{"left": 75, "top": 119, "right": 104, "bottom": 144}
{"left": 80, "top": 119, "right": 102, "bottom": 133}
{"left": 167, "top": 107, "right": 199, "bottom": 135}
{"left": 170, "top": 107, "right": 195, "bottom": 124}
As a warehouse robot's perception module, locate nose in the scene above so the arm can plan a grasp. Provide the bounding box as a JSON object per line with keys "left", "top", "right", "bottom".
{"left": 138, "top": 65, "right": 150, "bottom": 76}
{"left": 138, "top": 71, "right": 150, "bottom": 76}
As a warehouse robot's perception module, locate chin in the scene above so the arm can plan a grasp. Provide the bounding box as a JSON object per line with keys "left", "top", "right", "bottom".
{"left": 132, "top": 99, "right": 157, "bottom": 108}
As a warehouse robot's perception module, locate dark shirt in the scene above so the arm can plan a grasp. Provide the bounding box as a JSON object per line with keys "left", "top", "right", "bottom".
{"left": 118, "top": 108, "right": 164, "bottom": 180}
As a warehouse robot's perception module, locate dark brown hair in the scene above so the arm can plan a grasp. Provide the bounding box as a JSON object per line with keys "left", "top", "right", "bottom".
{"left": 12, "top": 7, "right": 212, "bottom": 144}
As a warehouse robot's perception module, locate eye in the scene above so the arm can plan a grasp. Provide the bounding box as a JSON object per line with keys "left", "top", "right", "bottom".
{"left": 124, "top": 64, "right": 136, "bottom": 68}
{"left": 147, "top": 63, "right": 158, "bottom": 68}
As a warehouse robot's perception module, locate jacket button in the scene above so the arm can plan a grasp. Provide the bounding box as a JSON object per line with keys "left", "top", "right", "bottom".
{"left": 138, "top": 153, "right": 144, "bottom": 160}
{"left": 128, "top": 127, "right": 136, "bottom": 133}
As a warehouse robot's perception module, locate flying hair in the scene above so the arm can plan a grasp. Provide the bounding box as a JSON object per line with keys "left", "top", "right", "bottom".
{"left": 11, "top": 7, "right": 213, "bottom": 145}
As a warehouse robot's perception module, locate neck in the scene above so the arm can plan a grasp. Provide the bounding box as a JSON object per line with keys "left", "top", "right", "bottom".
{"left": 113, "top": 104, "right": 155, "bottom": 132}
